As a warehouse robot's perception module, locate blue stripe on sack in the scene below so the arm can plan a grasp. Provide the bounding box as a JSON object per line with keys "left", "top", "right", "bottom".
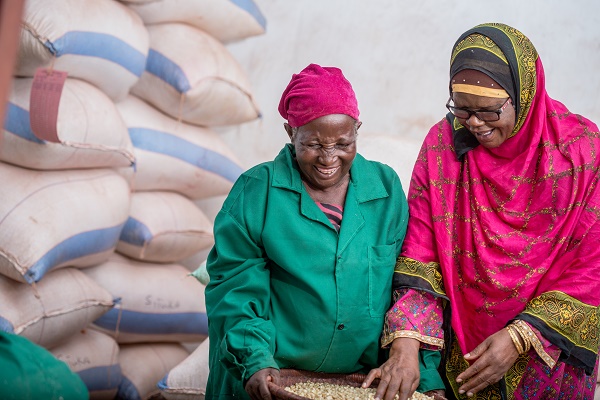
{"left": 116, "top": 376, "right": 141, "bottom": 400}
{"left": 78, "top": 364, "right": 122, "bottom": 392}
{"left": 230, "top": 0, "right": 267, "bottom": 29}
{"left": 157, "top": 375, "right": 169, "bottom": 390}
{"left": 0, "top": 317, "right": 14, "bottom": 333}
{"left": 45, "top": 31, "right": 146, "bottom": 77}
{"left": 145, "top": 49, "right": 191, "bottom": 93}
{"left": 129, "top": 127, "right": 243, "bottom": 182}
{"left": 3, "top": 103, "right": 45, "bottom": 143}
{"left": 119, "top": 217, "right": 152, "bottom": 246}
{"left": 94, "top": 308, "right": 208, "bottom": 335}
{"left": 26, "top": 223, "right": 126, "bottom": 284}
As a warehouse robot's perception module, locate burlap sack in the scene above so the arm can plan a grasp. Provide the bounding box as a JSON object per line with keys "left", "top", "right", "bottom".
{"left": 50, "top": 329, "right": 122, "bottom": 400}
{"left": 116, "top": 191, "right": 214, "bottom": 263}
{"left": 0, "top": 268, "right": 114, "bottom": 348}
{"left": 86, "top": 254, "right": 208, "bottom": 344}
{"left": 158, "top": 338, "right": 210, "bottom": 400}
{"left": 117, "top": 343, "right": 190, "bottom": 400}
{"left": 124, "top": 0, "right": 266, "bottom": 44}
{"left": 0, "top": 164, "right": 131, "bottom": 283}
{"left": 3, "top": 77, "right": 134, "bottom": 170}
{"left": 130, "top": 23, "right": 260, "bottom": 127}
{"left": 116, "top": 95, "right": 243, "bottom": 199}
{"left": 17, "top": 0, "right": 149, "bottom": 101}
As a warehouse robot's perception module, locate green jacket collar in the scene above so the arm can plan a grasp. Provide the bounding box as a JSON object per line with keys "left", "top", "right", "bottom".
{"left": 271, "top": 144, "right": 390, "bottom": 203}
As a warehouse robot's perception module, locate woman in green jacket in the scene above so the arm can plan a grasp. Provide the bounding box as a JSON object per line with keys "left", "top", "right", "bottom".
{"left": 204, "top": 64, "right": 444, "bottom": 400}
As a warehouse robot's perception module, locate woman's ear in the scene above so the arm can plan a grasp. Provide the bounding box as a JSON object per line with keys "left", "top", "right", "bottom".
{"left": 284, "top": 123, "right": 294, "bottom": 141}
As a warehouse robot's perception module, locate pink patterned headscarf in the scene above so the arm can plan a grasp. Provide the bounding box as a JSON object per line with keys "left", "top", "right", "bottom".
{"left": 278, "top": 64, "right": 359, "bottom": 127}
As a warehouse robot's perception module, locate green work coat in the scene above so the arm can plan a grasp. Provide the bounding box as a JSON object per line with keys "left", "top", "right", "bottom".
{"left": 205, "top": 144, "right": 409, "bottom": 399}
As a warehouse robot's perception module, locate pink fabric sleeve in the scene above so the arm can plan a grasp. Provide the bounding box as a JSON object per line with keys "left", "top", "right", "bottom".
{"left": 381, "top": 288, "right": 444, "bottom": 349}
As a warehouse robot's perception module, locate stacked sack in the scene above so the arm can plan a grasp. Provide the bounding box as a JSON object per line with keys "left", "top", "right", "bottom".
{"left": 111, "top": 1, "right": 265, "bottom": 397}
{"left": 2, "top": 0, "right": 266, "bottom": 399}
{"left": 2, "top": 0, "right": 143, "bottom": 398}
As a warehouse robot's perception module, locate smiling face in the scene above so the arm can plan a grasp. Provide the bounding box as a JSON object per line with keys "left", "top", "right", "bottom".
{"left": 451, "top": 92, "right": 516, "bottom": 149}
{"left": 285, "top": 114, "right": 359, "bottom": 192}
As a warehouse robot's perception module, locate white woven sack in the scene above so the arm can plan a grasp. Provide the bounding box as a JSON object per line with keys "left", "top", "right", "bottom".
{"left": 124, "top": 0, "right": 266, "bottom": 44}
{"left": 3, "top": 77, "right": 134, "bottom": 170}
{"left": 116, "top": 95, "right": 243, "bottom": 199}
{"left": 0, "top": 268, "right": 114, "bottom": 349}
{"left": 17, "top": 0, "right": 149, "bottom": 101}
{"left": 130, "top": 23, "right": 260, "bottom": 126}
{"left": 117, "top": 343, "right": 190, "bottom": 400}
{"left": 86, "top": 254, "right": 209, "bottom": 343}
{"left": 158, "top": 338, "right": 209, "bottom": 400}
{"left": 116, "top": 191, "right": 214, "bottom": 263}
{"left": 0, "top": 163, "right": 131, "bottom": 283}
{"left": 50, "top": 329, "right": 121, "bottom": 400}
{"left": 190, "top": 260, "right": 210, "bottom": 286}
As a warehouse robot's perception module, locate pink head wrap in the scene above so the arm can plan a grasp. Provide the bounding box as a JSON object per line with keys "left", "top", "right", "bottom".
{"left": 278, "top": 63, "right": 360, "bottom": 127}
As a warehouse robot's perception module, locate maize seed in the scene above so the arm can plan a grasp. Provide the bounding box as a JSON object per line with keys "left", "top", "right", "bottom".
{"left": 284, "top": 381, "right": 434, "bottom": 400}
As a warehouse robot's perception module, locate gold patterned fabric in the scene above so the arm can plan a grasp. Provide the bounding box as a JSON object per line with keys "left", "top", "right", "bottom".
{"left": 520, "top": 291, "right": 600, "bottom": 366}
{"left": 393, "top": 257, "right": 446, "bottom": 297}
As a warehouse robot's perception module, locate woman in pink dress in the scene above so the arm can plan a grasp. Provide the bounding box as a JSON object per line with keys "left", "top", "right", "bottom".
{"left": 365, "top": 22, "right": 600, "bottom": 400}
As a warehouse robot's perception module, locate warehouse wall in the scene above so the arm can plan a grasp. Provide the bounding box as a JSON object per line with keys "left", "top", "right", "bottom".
{"left": 220, "top": 0, "right": 600, "bottom": 186}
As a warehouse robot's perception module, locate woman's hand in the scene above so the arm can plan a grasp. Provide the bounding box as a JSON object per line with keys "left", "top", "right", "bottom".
{"left": 245, "top": 368, "right": 280, "bottom": 400}
{"left": 456, "top": 328, "right": 520, "bottom": 397}
{"left": 363, "top": 337, "right": 421, "bottom": 400}
{"left": 424, "top": 389, "right": 447, "bottom": 400}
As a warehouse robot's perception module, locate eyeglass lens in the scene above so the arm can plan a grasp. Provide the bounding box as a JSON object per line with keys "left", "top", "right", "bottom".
{"left": 450, "top": 108, "right": 500, "bottom": 121}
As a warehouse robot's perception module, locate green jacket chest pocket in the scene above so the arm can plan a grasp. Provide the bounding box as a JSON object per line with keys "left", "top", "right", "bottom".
{"left": 368, "top": 243, "right": 396, "bottom": 317}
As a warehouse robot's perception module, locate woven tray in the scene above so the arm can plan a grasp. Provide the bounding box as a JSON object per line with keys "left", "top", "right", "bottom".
{"left": 268, "top": 369, "right": 446, "bottom": 400}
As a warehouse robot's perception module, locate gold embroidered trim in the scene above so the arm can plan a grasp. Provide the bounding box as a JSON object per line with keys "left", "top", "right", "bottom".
{"left": 496, "top": 23, "right": 538, "bottom": 134}
{"left": 513, "top": 320, "right": 556, "bottom": 368}
{"left": 380, "top": 330, "right": 444, "bottom": 349}
{"left": 521, "top": 291, "right": 600, "bottom": 353}
{"left": 451, "top": 33, "right": 508, "bottom": 65}
{"left": 504, "top": 352, "right": 530, "bottom": 398}
{"left": 394, "top": 257, "right": 446, "bottom": 296}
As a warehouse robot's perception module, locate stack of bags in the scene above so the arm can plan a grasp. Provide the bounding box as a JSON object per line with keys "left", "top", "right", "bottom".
{"left": 1, "top": 0, "right": 266, "bottom": 399}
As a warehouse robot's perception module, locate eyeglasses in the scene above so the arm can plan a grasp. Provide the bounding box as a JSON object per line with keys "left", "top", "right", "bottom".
{"left": 446, "top": 97, "right": 512, "bottom": 122}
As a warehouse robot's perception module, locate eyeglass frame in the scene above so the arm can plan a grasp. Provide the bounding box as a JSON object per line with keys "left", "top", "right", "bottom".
{"left": 445, "top": 96, "right": 512, "bottom": 122}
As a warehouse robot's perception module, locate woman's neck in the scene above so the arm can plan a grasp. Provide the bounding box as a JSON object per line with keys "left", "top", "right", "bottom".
{"left": 302, "top": 174, "right": 350, "bottom": 206}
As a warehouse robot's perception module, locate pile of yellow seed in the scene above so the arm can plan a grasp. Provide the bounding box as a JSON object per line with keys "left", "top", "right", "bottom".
{"left": 284, "top": 381, "right": 434, "bottom": 400}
